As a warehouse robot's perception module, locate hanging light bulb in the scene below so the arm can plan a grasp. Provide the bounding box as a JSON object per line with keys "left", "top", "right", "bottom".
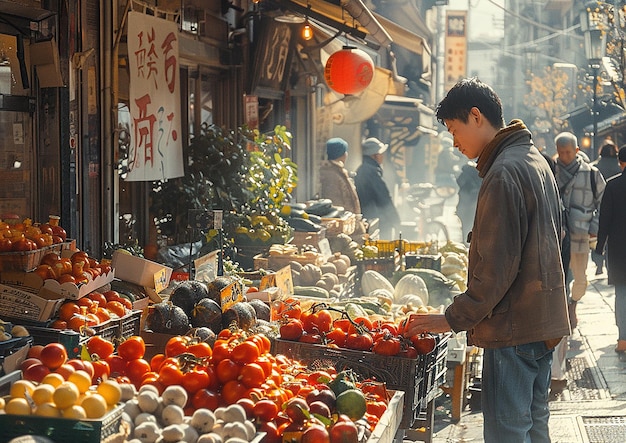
{"left": 301, "top": 22, "right": 313, "bottom": 41}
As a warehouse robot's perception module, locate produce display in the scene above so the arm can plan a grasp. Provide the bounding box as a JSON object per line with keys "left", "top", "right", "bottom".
{"left": 34, "top": 250, "right": 112, "bottom": 285}
{"left": 50, "top": 290, "right": 134, "bottom": 332}
{"left": 0, "top": 216, "right": 67, "bottom": 252}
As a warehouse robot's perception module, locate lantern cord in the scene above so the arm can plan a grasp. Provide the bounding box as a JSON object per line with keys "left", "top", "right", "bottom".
{"left": 301, "top": 29, "right": 343, "bottom": 51}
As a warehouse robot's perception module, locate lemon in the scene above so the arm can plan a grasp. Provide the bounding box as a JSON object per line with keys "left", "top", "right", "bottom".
{"left": 53, "top": 382, "right": 80, "bottom": 409}
{"left": 68, "top": 370, "right": 92, "bottom": 394}
{"left": 335, "top": 389, "right": 367, "bottom": 420}
{"left": 5, "top": 397, "right": 31, "bottom": 415}
{"left": 96, "top": 379, "right": 122, "bottom": 406}
{"left": 81, "top": 393, "right": 107, "bottom": 418}
{"left": 63, "top": 404, "right": 87, "bottom": 419}
{"left": 10, "top": 380, "right": 35, "bottom": 400}
{"left": 32, "top": 384, "right": 56, "bottom": 405}
{"left": 35, "top": 402, "right": 61, "bottom": 417}
{"left": 0, "top": 397, "right": 5, "bottom": 410}
{"left": 41, "top": 372, "right": 66, "bottom": 388}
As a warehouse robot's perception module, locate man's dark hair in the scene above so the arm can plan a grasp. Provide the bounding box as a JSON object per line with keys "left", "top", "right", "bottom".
{"left": 599, "top": 140, "right": 617, "bottom": 158}
{"left": 436, "top": 77, "right": 505, "bottom": 129}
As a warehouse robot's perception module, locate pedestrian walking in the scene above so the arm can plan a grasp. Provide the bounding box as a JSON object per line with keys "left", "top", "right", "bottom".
{"left": 406, "top": 77, "right": 569, "bottom": 443}
{"left": 595, "top": 146, "right": 626, "bottom": 354}
{"left": 554, "top": 132, "right": 606, "bottom": 328}
{"left": 589, "top": 140, "right": 622, "bottom": 274}
{"left": 354, "top": 137, "right": 400, "bottom": 239}
{"left": 319, "top": 137, "right": 361, "bottom": 214}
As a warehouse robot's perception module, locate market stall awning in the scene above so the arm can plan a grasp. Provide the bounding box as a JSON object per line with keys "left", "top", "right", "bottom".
{"left": 376, "top": 96, "right": 437, "bottom": 137}
{"left": 276, "top": 0, "right": 428, "bottom": 54}
{"left": 562, "top": 102, "right": 623, "bottom": 133}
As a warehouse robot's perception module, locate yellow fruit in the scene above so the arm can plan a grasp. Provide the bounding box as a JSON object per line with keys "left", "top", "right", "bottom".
{"left": 96, "top": 379, "right": 122, "bottom": 406}
{"left": 35, "top": 402, "right": 61, "bottom": 417}
{"left": 0, "top": 397, "right": 5, "bottom": 410}
{"left": 80, "top": 393, "right": 107, "bottom": 418}
{"left": 5, "top": 397, "right": 31, "bottom": 415}
{"left": 63, "top": 404, "right": 87, "bottom": 419}
{"left": 32, "top": 384, "right": 56, "bottom": 405}
{"left": 68, "top": 370, "right": 92, "bottom": 394}
{"left": 53, "top": 382, "right": 80, "bottom": 409}
{"left": 10, "top": 380, "right": 35, "bottom": 400}
{"left": 41, "top": 372, "right": 66, "bottom": 388}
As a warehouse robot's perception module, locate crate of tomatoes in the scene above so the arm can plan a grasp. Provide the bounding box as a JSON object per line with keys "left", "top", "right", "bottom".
{"left": 271, "top": 303, "right": 449, "bottom": 429}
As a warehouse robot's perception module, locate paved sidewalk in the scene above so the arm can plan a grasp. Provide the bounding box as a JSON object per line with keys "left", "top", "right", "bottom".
{"left": 428, "top": 261, "right": 626, "bottom": 443}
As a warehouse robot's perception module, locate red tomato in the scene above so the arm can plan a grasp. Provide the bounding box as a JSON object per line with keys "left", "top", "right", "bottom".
{"left": 105, "top": 354, "right": 128, "bottom": 377}
{"left": 165, "top": 336, "right": 190, "bottom": 358}
{"left": 303, "top": 309, "right": 333, "bottom": 334}
{"left": 299, "top": 332, "right": 322, "bottom": 344}
{"left": 307, "top": 370, "right": 333, "bottom": 385}
{"left": 211, "top": 341, "right": 232, "bottom": 364}
{"left": 410, "top": 333, "right": 437, "bottom": 355}
{"left": 275, "top": 298, "right": 302, "bottom": 319}
{"left": 117, "top": 336, "right": 146, "bottom": 360}
{"left": 399, "top": 345, "right": 419, "bottom": 359}
{"left": 345, "top": 333, "right": 373, "bottom": 351}
{"left": 187, "top": 342, "right": 212, "bottom": 359}
{"left": 192, "top": 388, "right": 221, "bottom": 410}
{"left": 258, "top": 421, "right": 281, "bottom": 443}
{"left": 150, "top": 354, "right": 166, "bottom": 372}
{"left": 239, "top": 362, "right": 266, "bottom": 389}
{"left": 182, "top": 368, "right": 210, "bottom": 394}
{"left": 86, "top": 335, "right": 115, "bottom": 360}
{"left": 157, "top": 363, "right": 184, "bottom": 386}
{"left": 39, "top": 343, "right": 68, "bottom": 370}
{"left": 231, "top": 341, "right": 260, "bottom": 364}
{"left": 91, "top": 360, "right": 111, "bottom": 383}
{"left": 126, "top": 358, "right": 152, "bottom": 385}
{"left": 279, "top": 318, "right": 304, "bottom": 341}
{"left": 372, "top": 336, "right": 401, "bottom": 356}
{"left": 221, "top": 379, "right": 247, "bottom": 404}
{"left": 253, "top": 398, "right": 279, "bottom": 422}
{"left": 347, "top": 316, "right": 373, "bottom": 334}
{"left": 366, "top": 400, "right": 388, "bottom": 418}
{"left": 333, "top": 318, "right": 352, "bottom": 333}
{"left": 216, "top": 358, "right": 241, "bottom": 384}
{"left": 325, "top": 328, "right": 347, "bottom": 348}
{"left": 248, "top": 333, "right": 271, "bottom": 354}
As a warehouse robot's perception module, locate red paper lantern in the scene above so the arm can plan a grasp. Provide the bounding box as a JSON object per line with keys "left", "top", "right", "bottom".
{"left": 324, "top": 47, "right": 374, "bottom": 95}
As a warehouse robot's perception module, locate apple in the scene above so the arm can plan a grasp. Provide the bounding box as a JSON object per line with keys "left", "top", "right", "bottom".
{"left": 0, "top": 238, "right": 12, "bottom": 252}
{"left": 12, "top": 238, "right": 36, "bottom": 251}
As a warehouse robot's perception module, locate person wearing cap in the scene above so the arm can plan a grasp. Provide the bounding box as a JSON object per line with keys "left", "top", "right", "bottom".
{"left": 595, "top": 146, "right": 626, "bottom": 354}
{"left": 405, "top": 78, "right": 568, "bottom": 443}
{"left": 319, "top": 138, "right": 361, "bottom": 214}
{"left": 354, "top": 137, "right": 400, "bottom": 239}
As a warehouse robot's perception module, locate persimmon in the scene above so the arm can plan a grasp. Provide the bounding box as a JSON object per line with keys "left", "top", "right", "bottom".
{"left": 105, "top": 300, "right": 127, "bottom": 317}
{"left": 58, "top": 302, "right": 80, "bottom": 322}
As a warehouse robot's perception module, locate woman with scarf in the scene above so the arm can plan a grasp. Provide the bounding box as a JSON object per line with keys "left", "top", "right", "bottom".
{"left": 406, "top": 78, "right": 569, "bottom": 443}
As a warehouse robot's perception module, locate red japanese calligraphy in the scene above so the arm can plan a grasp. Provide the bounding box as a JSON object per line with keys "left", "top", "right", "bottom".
{"left": 161, "top": 32, "right": 177, "bottom": 93}
{"left": 132, "top": 94, "right": 157, "bottom": 169}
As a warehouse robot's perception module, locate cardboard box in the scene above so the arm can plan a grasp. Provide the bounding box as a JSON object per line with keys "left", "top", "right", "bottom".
{"left": 1, "top": 340, "right": 31, "bottom": 375}
{"left": 0, "top": 283, "right": 64, "bottom": 322}
{"left": 0, "top": 269, "right": 115, "bottom": 300}
{"left": 111, "top": 251, "right": 172, "bottom": 292}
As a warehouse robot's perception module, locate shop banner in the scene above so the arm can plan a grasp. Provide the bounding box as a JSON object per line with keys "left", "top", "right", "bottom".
{"left": 126, "top": 11, "right": 184, "bottom": 181}
{"left": 444, "top": 10, "right": 468, "bottom": 93}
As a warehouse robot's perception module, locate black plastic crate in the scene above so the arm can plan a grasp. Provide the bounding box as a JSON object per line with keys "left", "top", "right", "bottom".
{"left": 28, "top": 326, "right": 83, "bottom": 358}
{"left": 272, "top": 338, "right": 438, "bottom": 428}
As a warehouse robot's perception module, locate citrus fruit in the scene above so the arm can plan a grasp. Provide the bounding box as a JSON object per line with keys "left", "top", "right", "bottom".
{"left": 32, "top": 384, "right": 56, "bottom": 405}
{"left": 35, "top": 402, "right": 62, "bottom": 417}
{"left": 96, "top": 379, "right": 122, "bottom": 406}
{"left": 53, "top": 382, "right": 80, "bottom": 409}
{"left": 41, "top": 372, "right": 66, "bottom": 388}
{"left": 68, "top": 370, "right": 92, "bottom": 394}
{"left": 10, "top": 380, "right": 36, "bottom": 400}
{"left": 63, "top": 404, "right": 87, "bottom": 419}
{"left": 80, "top": 393, "right": 107, "bottom": 418}
{"left": 335, "top": 389, "right": 367, "bottom": 420}
{"left": 5, "top": 397, "right": 32, "bottom": 415}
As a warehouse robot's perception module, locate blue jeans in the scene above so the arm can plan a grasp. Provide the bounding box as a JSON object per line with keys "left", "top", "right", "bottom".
{"left": 616, "top": 284, "right": 626, "bottom": 341}
{"left": 482, "top": 341, "right": 553, "bottom": 443}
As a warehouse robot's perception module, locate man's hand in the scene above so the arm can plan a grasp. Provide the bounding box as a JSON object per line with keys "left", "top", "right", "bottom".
{"left": 404, "top": 313, "right": 451, "bottom": 337}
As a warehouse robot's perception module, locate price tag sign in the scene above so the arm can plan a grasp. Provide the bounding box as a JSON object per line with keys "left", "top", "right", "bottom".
{"left": 274, "top": 265, "right": 294, "bottom": 296}
{"left": 213, "top": 210, "right": 223, "bottom": 230}
{"left": 194, "top": 250, "right": 219, "bottom": 281}
{"left": 153, "top": 268, "right": 168, "bottom": 293}
{"left": 220, "top": 280, "right": 244, "bottom": 311}
{"left": 259, "top": 273, "right": 276, "bottom": 291}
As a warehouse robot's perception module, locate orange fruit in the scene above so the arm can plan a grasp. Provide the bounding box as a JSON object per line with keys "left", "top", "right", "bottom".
{"left": 32, "top": 384, "right": 56, "bottom": 405}
{"left": 68, "top": 370, "right": 92, "bottom": 394}
{"left": 58, "top": 302, "right": 80, "bottom": 322}
{"left": 80, "top": 393, "right": 107, "bottom": 418}
{"left": 41, "top": 372, "right": 66, "bottom": 388}
{"left": 34, "top": 402, "right": 61, "bottom": 417}
{"left": 63, "top": 404, "right": 87, "bottom": 419}
{"left": 10, "top": 380, "right": 36, "bottom": 400}
{"left": 96, "top": 379, "right": 122, "bottom": 406}
{"left": 5, "top": 397, "right": 31, "bottom": 415}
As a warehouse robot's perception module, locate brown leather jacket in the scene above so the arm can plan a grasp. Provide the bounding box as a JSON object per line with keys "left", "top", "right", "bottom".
{"left": 445, "top": 127, "right": 570, "bottom": 348}
{"left": 319, "top": 160, "right": 361, "bottom": 214}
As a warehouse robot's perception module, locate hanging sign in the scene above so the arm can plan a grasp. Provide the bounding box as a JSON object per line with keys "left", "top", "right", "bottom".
{"left": 126, "top": 11, "right": 184, "bottom": 181}
{"left": 444, "top": 10, "right": 468, "bottom": 92}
